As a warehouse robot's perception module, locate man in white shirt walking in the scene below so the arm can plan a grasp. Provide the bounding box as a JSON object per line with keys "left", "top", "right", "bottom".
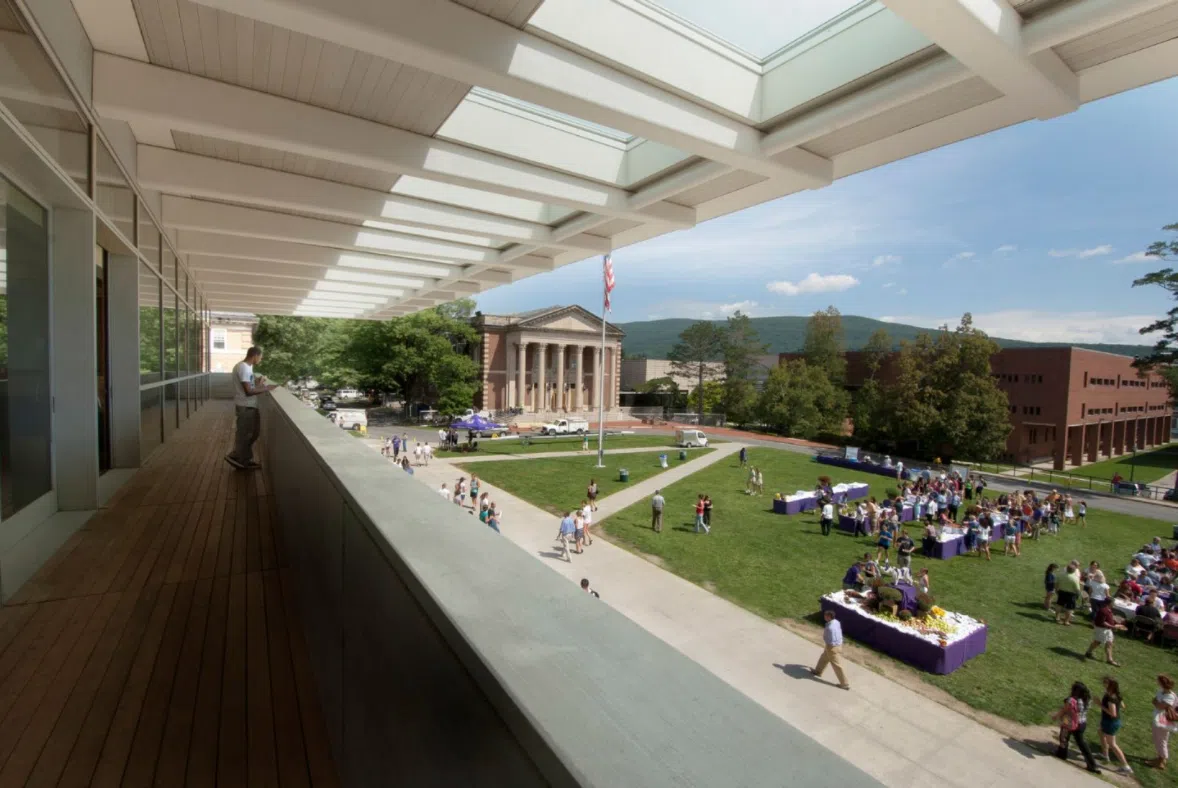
{"left": 820, "top": 500, "right": 835, "bottom": 536}
{"left": 225, "top": 346, "right": 276, "bottom": 470}
{"left": 810, "top": 610, "right": 850, "bottom": 690}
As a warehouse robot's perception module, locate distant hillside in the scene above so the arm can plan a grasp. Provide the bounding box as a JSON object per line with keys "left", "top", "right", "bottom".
{"left": 617, "top": 315, "right": 1153, "bottom": 359}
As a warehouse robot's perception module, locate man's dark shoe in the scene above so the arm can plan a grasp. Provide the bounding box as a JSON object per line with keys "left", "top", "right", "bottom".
{"left": 224, "top": 455, "right": 245, "bottom": 470}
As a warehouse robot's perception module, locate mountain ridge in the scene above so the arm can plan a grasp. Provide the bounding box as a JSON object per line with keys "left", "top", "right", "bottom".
{"left": 616, "top": 315, "right": 1153, "bottom": 359}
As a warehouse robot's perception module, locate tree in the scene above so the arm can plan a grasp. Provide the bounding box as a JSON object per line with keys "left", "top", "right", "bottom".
{"left": 668, "top": 321, "right": 725, "bottom": 421}
{"left": 850, "top": 328, "right": 894, "bottom": 445}
{"left": 861, "top": 328, "right": 893, "bottom": 380}
{"left": 885, "top": 314, "right": 1011, "bottom": 461}
{"left": 637, "top": 376, "right": 678, "bottom": 394}
{"left": 252, "top": 315, "right": 343, "bottom": 384}
{"left": 686, "top": 380, "right": 723, "bottom": 414}
{"left": 1130, "top": 222, "right": 1178, "bottom": 396}
{"left": 756, "top": 359, "right": 847, "bottom": 439}
{"left": 803, "top": 306, "right": 847, "bottom": 386}
{"left": 721, "top": 310, "right": 769, "bottom": 425}
{"left": 337, "top": 305, "right": 480, "bottom": 415}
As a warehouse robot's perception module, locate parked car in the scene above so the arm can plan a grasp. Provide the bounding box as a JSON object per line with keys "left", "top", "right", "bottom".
{"left": 539, "top": 418, "right": 589, "bottom": 435}
{"left": 319, "top": 397, "right": 337, "bottom": 411}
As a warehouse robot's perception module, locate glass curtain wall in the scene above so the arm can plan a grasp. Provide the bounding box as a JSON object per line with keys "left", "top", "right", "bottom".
{"left": 0, "top": 176, "right": 53, "bottom": 519}
{"left": 140, "top": 258, "right": 163, "bottom": 459}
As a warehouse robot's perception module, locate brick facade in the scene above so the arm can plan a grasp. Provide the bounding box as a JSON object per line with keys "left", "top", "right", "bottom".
{"left": 781, "top": 347, "right": 1173, "bottom": 469}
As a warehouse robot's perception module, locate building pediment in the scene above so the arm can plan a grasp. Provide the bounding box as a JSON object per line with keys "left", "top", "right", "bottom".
{"left": 515, "top": 305, "right": 624, "bottom": 337}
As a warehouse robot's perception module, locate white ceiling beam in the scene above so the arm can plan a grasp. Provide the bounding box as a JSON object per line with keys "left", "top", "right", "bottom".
{"left": 880, "top": 0, "right": 1078, "bottom": 119}
{"left": 189, "top": 0, "right": 832, "bottom": 186}
{"left": 174, "top": 229, "right": 557, "bottom": 274}
{"left": 163, "top": 196, "right": 506, "bottom": 264}
{"left": 93, "top": 53, "right": 695, "bottom": 227}
{"left": 187, "top": 257, "right": 430, "bottom": 289}
{"left": 138, "top": 147, "right": 610, "bottom": 253}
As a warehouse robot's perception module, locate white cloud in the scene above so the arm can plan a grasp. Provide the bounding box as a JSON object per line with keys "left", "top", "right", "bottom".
{"left": 994, "top": 244, "right": 1017, "bottom": 254}
{"left": 878, "top": 310, "right": 1156, "bottom": 344}
{"left": 897, "top": 288, "right": 908, "bottom": 296}
{"left": 1112, "top": 251, "right": 1155, "bottom": 265}
{"left": 872, "top": 254, "right": 901, "bottom": 267}
{"left": 718, "top": 300, "right": 758, "bottom": 316}
{"left": 943, "top": 251, "right": 976, "bottom": 268}
{"left": 766, "top": 273, "right": 860, "bottom": 296}
{"left": 882, "top": 282, "right": 896, "bottom": 289}
{"left": 1049, "top": 245, "right": 1114, "bottom": 259}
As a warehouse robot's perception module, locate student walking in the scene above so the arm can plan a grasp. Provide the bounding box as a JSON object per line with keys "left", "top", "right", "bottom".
{"left": 810, "top": 610, "right": 850, "bottom": 690}
{"left": 651, "top": 489, "right": 665, "bottom": 532}
{"left": 581, "top": 499, "right": 594, "bottom": 545}
{"left": 1077, "top": 500, "right": 1087, "bottom": 527}
{"left": 413, "top": 442, "right": 422, "bottom": 466}
{"left": 1044, "top": 564, "right": 1058, "bottom": 611}
{"left": 1098, "top": 677, "right": 1133, "bottom": 774}
{"left": 469, "top": 475, "right": 480, "bottom": 508}
{"left": 587, "top": 479, "right": 599, "bottom": 512}
{"left": 225, "top": 346, "right": 277, "bottom": 470}
{"left": 1084, "top": 602, "right": 1125, "bottom": 666}
{"left": 1052, "top": 681, "right": 1101, "bottom": 774}
{"left": 556, "top": 512, "right": 576, "bottom": 562}
{"left": 1150, "top": 674, "right": 1178, "bottom": 770}
{"left": 703, "top": 495, "right": 713, "bottom": 528}
{"left": 739, "top": 446, "right": 748, "bottom": 468}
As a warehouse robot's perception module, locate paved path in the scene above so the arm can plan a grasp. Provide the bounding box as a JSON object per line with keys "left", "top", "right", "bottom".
{"left": 387, "top": 441, "right": 1101, "bottom": 788}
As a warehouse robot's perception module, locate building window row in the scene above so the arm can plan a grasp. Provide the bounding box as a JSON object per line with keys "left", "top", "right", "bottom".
{"left": 995, "top": 373, "right": 1043, "bottom": 384}
{"left": 1021, "top": 406, "right": 1042, "bottom": 416}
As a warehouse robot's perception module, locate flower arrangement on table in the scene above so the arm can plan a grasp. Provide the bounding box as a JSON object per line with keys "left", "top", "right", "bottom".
{"left": 823, "top": 589, "right": 986, "bottom": 647}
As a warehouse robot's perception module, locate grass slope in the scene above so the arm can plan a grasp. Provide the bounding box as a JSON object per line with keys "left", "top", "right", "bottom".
{"left": 455, "top": 450, "right": 711, "bottom": 517}
{"left": 617, "top": 314, "right": 1153, "bottom": 359}
{"left": 439, "top": 433, "right": 719, "bottom": 456}
{"left": 1062, "top": 444, "right": 1178, "bottom": 486}
{"left": 599, "top": 447, "right": 1178, "bottom": 785}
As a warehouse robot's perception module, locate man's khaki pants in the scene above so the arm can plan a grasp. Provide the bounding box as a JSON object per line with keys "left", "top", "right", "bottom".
{"left": 230, "top": 406, "right": 260, "bottom": 464}
{"left": 652, "top": 508, "right": 663, "bottom": 532}
{"left": 814, "top": 645, "right": 848, "bottom": 687}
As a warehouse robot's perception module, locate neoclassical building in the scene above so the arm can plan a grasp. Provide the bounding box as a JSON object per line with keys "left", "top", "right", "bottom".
{"left": 472, "top": 306, "right": 624, "bottom": 418}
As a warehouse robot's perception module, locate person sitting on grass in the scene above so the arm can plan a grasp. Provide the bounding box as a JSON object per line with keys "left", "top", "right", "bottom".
{"left": 1126, "top": 557, "right": 1146, "bottom": 580}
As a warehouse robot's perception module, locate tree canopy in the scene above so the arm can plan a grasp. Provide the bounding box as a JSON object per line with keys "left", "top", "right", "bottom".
{"left": 803, "top": 306, "right": 847, "bottom": 386}
{"left": 1130, "top": 222, "right": 1178, "bottom": 391}
{"left": 251, "top": 298, "right": 481, "bottom": 415}
{"left": 756, "top": 359, "right": 847, "bottom": 439}
{"left": 668, "top": 321, "right": 725, "bottom": 419}
{"left": 721, "top": 310, "right": 769, "bottom": 426}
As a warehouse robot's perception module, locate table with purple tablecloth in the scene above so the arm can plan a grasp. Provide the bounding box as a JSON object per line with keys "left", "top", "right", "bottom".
{"left": 820, "top": 597, "right": 987, "bottom": 674}
{"left": 773, "top": 495, "right": 816, "bottom": 514}
{"left": 931, "top": 534, "right": 967, "bottom": 560}
{"left": 838, "top": 514, "right": 863, "bottom": 534}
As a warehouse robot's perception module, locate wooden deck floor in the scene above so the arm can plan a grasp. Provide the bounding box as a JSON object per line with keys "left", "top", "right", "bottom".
{"left": 0, "top": 400, "right": 339, "bottom": 787}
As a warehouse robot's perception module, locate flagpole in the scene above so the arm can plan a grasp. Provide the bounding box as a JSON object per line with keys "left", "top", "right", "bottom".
{"left": 596, "top": 256, "right": 608, "bottom": 468}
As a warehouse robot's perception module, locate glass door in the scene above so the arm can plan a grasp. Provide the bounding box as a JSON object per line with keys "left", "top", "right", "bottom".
{"left": 95, "top": 245, "right": 111, "bottom": 473}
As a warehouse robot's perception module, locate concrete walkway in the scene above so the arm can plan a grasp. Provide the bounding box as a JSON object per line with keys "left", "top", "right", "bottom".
{"left": 391, "top": 441, "right": 1101, "bottom": 788}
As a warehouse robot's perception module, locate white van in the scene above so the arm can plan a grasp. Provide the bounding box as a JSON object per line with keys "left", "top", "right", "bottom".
{"left": 337, "top": 388, "right": 362, "bottom": 401}
{"left": 676, "top": 429, "right": 708, "bottom": 447}
{"left": 333, "top": 409, "right": 368, "bottom": 430}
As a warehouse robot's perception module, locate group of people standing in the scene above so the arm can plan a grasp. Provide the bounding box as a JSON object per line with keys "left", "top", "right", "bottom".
{"left": 555, "top": 498, "right": 596, "bottom": 561}
{"left": 1051, "top": 675, "right": 1177, "bottom": 774}
{"left": 382, "top": 433, "right": 435, "bottom": 466}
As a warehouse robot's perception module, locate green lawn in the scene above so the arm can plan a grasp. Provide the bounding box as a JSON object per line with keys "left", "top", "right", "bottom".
{"left": 455, "top": 450, "right": 711, "bottom": 517}
{"left": 440, "top": 432, "right": 719, "bottom": 456}
{"left": 600, "top": 448, "right": 1178, "bottom": 784}
{"left": 1062, "top": 443, "right": 1178, "bottom": 485}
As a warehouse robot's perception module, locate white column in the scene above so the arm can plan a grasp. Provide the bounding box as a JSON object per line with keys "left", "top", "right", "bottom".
{"left": 591, "top": 345, "right": 601, "bottom": 409}
{"left": 555, "top": 345, "right": 565, "bottom": 412}
{"left": 536, "top": 343, "right": 547, "bottom": 413}
{"left": 52, "top": 208, "right": 99, "bottom": 509}
{"left": 574, "top": 345, "right": 584, "bottom": 411}
{"left": 515, "top": 341, "right": 526, "bottom": 409}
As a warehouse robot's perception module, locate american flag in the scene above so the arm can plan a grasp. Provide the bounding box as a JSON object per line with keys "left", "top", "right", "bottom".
{"left": 603, "top": 254, "right": 615, "bottom": 312}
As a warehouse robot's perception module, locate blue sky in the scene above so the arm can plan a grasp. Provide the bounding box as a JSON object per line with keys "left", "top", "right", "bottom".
{"left": 475, "top": 75, "right": 1178, "bottom": 345}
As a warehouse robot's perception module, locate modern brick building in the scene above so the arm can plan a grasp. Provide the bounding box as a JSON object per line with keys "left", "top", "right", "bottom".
{"left": 781, "top": 347, "right": 1173, "bottom": 469}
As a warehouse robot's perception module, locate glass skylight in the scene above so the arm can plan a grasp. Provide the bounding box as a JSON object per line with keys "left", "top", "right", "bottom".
{"left": 649, "top": 0, "right": 866, "bottom": 58}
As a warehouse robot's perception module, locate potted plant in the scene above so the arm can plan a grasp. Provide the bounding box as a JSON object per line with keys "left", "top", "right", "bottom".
{"left": 878, "top": 586, "right": 903, "bottom": 616}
